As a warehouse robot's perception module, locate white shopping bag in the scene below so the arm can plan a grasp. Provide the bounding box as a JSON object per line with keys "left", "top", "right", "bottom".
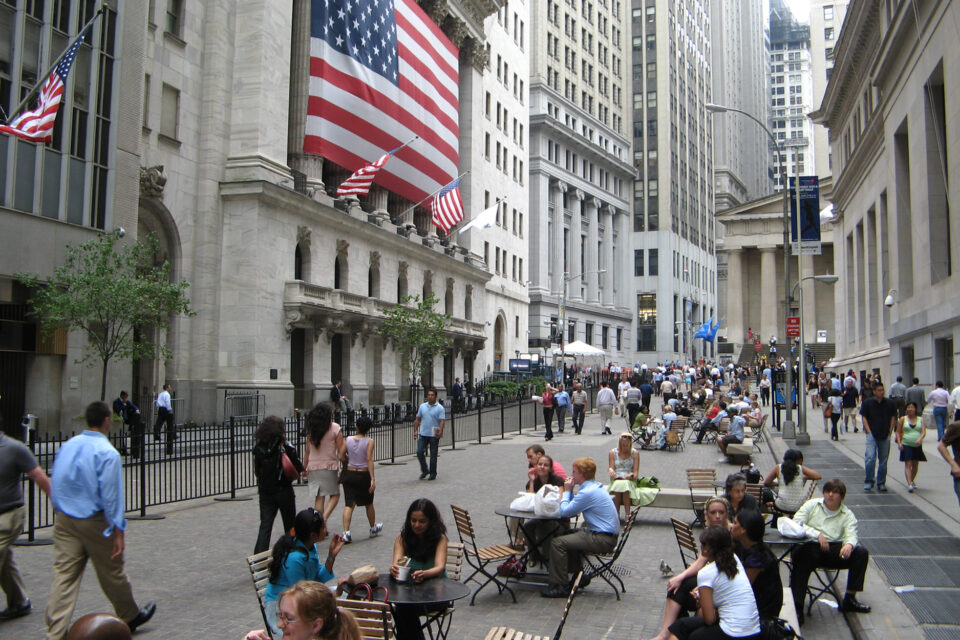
{"left": 509, "top": 491, "right": 536, "bottom": 512}
{"left": 533, "top": 484, "right": 562, "bottom": 517}
{"left": 777, "top": 516, "right": 806, "bottom": 539}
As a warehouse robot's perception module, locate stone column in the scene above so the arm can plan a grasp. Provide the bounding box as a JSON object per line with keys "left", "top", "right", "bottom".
{"left": 759, "top": 248, "right": 778, "bottom": 341}
{"left": 568, "top": 189, "right": 584, "bottom": 302}
{"left": 550, "top": 180, "right": 567, "bottom": 294}
{"left": 726, "top": 249, "right": 745, "bottom": 344}
{"left": 585, "top": 197, "right": 600, "bottom": 304}
{"left": 601, "top": 206, "right": 614, "bottom": 307}
{"left": 529, "top": 175, "right": 551, "bottom": 295}
{"left": 288, "top": 0, "right": 324, "bottom": 186}
{"left": 800, "top": 254, "right": 816, "bottom": 338}
{"left": 617, "top": 210, "right": 630, "bottom": 310}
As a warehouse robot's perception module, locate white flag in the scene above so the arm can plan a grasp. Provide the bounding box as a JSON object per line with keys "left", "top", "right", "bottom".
{"left": 459, "top": 200, "right": 502, "bottom": 233}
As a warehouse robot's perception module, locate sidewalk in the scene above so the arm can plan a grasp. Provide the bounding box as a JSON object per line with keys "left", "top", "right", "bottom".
{"left": 769, "top": 404, "right": 960, "bottom": 640}
{"left": 7, "top": 399, "right": 857, "bottom": 640}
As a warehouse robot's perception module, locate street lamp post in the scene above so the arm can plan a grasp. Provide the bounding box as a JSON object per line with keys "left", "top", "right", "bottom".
{"left": 559, "top": 269, "right": 606, "bottom": 382}
{"left": 705, "top": 103, "right": 795, "bottom": 436}
{"left": 792, "top": 274, "right": 839, "bottom": 444}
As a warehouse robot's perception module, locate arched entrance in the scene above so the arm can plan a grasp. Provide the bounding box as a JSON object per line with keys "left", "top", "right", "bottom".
{"left": 494, "top": 314, "right": 506, "bottom": 371}
{"left": 134, "top": 199, "right": 182, "bottom": 416}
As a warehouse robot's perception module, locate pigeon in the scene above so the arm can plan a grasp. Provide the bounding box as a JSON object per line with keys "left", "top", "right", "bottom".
{"left": 659, "top": 559, "right": 673, "bottom": 576}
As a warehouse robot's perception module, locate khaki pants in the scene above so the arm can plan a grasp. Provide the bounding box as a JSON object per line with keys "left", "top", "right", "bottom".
{"left": 0, "top": 506, "right": 27, "bottom": 606}
{"left": 547, "top": 527, "right": 617, "bottom": 587}
{"left": 598, "top": 405, "right": 614, "bottom": 430}
{"left": 45, "top": 513, "right": 139, "bottom": 640}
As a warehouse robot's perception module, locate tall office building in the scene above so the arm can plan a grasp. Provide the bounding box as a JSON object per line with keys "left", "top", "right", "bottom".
{"left": 527, "top": 0, "right": 635, "bottom": 364}
{"left": 457, "top": 3, "right": 531, "bottom": 377}
{"left": 630, "top": 0, "right": 717, "bottom": 362}
{"left": 809, "top": 1, "right": 849, "bottom": 179}
{"left": 768, "top": 0, "right": 815, "bottom": 189}
{"left": 710, "top": 0, "right": 770, "bottom": 209}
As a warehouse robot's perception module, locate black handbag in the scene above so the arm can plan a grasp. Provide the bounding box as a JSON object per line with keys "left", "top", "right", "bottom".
{"left": 760, "top": 617, "right": 797, "bottom": 640}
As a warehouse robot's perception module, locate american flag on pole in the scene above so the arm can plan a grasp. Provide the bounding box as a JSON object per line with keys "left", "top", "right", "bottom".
{"left": 0, "top": 30, "right": 87, "bottom": 142}
{"left": 336, "top": 145, "right": 400, "bottom": 197}
{"left": 306, "top": 0, "right": 459, "bottom": 205}
{"left": 430, "top": 176, "right": 464, "bottom": 233}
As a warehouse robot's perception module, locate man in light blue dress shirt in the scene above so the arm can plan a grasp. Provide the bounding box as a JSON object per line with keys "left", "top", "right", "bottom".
{"left": 414, "top": 388, "right": 446, "bottom": 480}
{"left": 45, "top": 401, "right": 155, "bottom": 640}
{"left": 542, "top": 457, "right": 620, "bottom": 598}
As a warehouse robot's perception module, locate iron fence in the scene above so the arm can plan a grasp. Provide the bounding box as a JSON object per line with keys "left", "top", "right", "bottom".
{"left": 17, "top": 387, "right": 596, "bottom": 540}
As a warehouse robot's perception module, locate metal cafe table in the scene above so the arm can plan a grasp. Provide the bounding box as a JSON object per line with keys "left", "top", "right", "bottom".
{"left": 377, "top": 573, "right": 470, "bottom": 640}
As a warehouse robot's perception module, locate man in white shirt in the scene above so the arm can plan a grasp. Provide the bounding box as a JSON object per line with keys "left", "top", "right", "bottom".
{"left": 617, "top": 379, "right": 631, "bottom": 418}
{"left": 950, "top": 382, "right": 960, "bottom": 422}
{"left": 596, "top": 382, "right": 617, "bottom": 435}
{"left": 153, "top": 384, "right": 175, "bottom": 455}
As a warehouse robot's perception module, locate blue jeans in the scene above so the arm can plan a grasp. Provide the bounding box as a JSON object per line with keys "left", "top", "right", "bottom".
{"left": 417, "top": 435, "right": 439, "bottom": 477}
{"left": 954, "top": 475, "right": 960, "bottom": 508}
{"left": 864, "top": 433, "right": 890, "bottom": 488}
{"left": 933, "top": 406, "right": 947, "bottom": 440}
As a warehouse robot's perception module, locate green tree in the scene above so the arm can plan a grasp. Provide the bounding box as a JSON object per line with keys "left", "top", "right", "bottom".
{"left": 377, "top": 294, "right": 450, "bottom": 402}
{"left": 17, "top": 232, "right": 194, "bottom": 401}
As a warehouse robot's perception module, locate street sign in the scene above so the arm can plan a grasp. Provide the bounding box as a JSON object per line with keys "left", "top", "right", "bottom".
{"left": 786, "top": 316, "right": 800, "bottom": 338}
{"left": 816, "top": 330, "right": 827, "bottom": 343}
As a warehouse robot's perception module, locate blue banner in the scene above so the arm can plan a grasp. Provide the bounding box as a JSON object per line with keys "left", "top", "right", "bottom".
{"left": 789, "top": 176, "right": 821, "bottom": 243}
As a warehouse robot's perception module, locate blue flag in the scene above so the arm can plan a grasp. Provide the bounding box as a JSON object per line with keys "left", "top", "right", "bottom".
{"left": 707, "top": 319, "right": 722, "bottom": 343}
{"left": 694, "top": 319, "right": 712, "bottom": 340}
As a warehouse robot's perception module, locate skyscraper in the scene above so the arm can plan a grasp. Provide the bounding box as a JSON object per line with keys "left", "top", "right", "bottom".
{"left": 630, "top": 0, "right": 717, "bottom": 361}
{"left": 527, "top": 0, "right": 635, "bottom": 363}
{"left": 809, "top": 1, "right": 849, "bottom": 179}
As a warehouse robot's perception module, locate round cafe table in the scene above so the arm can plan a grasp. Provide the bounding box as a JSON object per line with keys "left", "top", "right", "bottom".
{"left": 494, "top": 507, "right": 568, "bottom": 582}
{"left": 377, "top": 573, "right": 470, "bottom": 640}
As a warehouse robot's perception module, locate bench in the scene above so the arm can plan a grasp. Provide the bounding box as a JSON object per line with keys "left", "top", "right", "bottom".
{"left": 726, "top": 438, "right": 755, "bottom": 459}
{"left": 647, "top": 487, "right": 715, "bottom": 510}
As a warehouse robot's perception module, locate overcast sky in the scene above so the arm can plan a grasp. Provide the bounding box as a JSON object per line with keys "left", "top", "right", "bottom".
{"left": 782, "top": 0, "right": 812, "bottom": 23}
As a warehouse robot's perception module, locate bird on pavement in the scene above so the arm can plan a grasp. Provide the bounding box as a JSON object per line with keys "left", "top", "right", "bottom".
{"left": 659, "top": 559, "right": 673, "bottom": 576}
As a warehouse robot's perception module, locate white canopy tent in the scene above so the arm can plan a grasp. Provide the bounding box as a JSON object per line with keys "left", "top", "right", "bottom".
{"left": 553, "top": 340, "right": 606, "bottom": 358}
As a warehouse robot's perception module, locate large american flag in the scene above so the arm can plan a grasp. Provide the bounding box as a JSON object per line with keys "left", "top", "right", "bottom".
{"left": 0, "top": 30, "right": 87, "bottom": 142}
{"left": 306, "top": 0, "right": 459, "bottom": 205}
{"left": 430, "top": 176, "right": 464, "bottom": 233}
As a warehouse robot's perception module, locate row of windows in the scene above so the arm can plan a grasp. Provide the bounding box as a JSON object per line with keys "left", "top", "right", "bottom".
{"left": 546, "top": 140, "right": 617, "bottom": 194}
{"left": 483, "top": 189, "right": 524, "bottom": 239}
{"left": 632, "top": 248, "right": 659, "bottom": 276}
{"left": 483, "top": 242, "right": 524, "bottom": 282}
{"left": 495, "top": 2, "right": 526, "bottom": 50}
{"left": 494, "top": 55, "right": 525, "bottom": 103}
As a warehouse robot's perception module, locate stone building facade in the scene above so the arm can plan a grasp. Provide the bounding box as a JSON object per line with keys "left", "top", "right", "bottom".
{"left": 812, "top": 0, "right": 960, "bottom": 385}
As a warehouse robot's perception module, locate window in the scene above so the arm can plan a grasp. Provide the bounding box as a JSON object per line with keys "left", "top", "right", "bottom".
{"left": 824, "top": 27, "right": 834, "bottom": 40}
{"left": 165, "top": 0, "right": 183, "bottom": 38}
{"left": 648, "top": 248, "right": 658, "bottom": 275}
{"left": 160, "top": 83, "right": 180, "bottom": 140}
{"left": 634, "top": 249, "right": 645, "bottom": 276}
{"left": 584, "top": 323, "right": 593, "bottom": 345}
{"left": 823, "top": 5, "right": 834, "bottom": 20}
{"left": 636, "top": 293, "right": 656, "bottom": 351}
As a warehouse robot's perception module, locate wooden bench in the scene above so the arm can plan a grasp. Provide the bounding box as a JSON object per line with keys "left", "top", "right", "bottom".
{"left": 647, "top": 487, "right": 715, "bottom": 510}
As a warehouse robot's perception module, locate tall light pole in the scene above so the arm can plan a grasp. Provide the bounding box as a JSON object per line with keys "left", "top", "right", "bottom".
{"left": 792, "top": 274, "right": 839, "bottom": 444}
{"left": 705, "top": 103, "right": 795, "bottom": 436}
{"left": 559, "top": 269, "right": 606, "bottom": 382}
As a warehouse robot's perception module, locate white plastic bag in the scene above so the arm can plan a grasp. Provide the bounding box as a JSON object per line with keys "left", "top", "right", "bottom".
{"left": 777, "top": 516, "right": 806, "bottom": 539}
{"left": 533, "top": 484, "right": 562, "bottom": 517}
{"left": 509, "top": 491, "right": 536, "bottom": 512}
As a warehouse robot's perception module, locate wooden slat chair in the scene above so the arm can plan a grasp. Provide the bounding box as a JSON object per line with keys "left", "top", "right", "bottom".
{"left": 747, "top": 413, "right": 768, "bottom": 445}
{"left": 582, "top": 506, "right": 640, "bottom": 599}
{"left": 664, "top": 416, "right": 687, "bottom": 451}
{"left": 245, "top": 550, "right": 274, "bottom": 640}
{"left": 686, "top": 468, "right": 717, "bottom": 527}
{"left": 429, "top": 542, "right": 466, "bottom": 640}
{"left": 670, "top": 517, "right": 699, "bottom": 569}
{"left": 450, "top": 504, "right": 518, "bottom": 605}
{"left": 484, "top": 572, "right": 582, "bottom": 640}
{"left": 745, "top": 482, "right": 765, "bottom": 505}
{"left": 337, "top": 598, "right": 394, "bottom": 640}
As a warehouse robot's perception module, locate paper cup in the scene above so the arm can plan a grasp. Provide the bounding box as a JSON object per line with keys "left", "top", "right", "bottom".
{"left": 396, "top": 565, "right": 411, "bottom": 582}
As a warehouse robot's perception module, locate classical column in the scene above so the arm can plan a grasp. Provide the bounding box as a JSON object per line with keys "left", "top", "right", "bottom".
{"left": 585, "top": 197, "right": 600, "bottom": 304}
{"left": 288, "top": 0, "right": 323, "bottom": 185}
{"left": 759, "top": 247, "right": 778, "bottom": 341}
{"left": 550, "top": 180, "right": 567, "bottom": 294}
{"left": 568, "top": 189, "right": 584, "bottom": 302}
{"left": 800, "top": 254, "right": 816, "bottom": 339}
{"left": 617, "top": 210, "right": 630, "bottom": 310}
{"left": 601, "top": 206, "right": 614, "bottom": 307}
{"left": 726, "top": 249, "right": 745, "bottom": 344}
{"left": 530, "top": 175, "right": 551, "bottom": 294}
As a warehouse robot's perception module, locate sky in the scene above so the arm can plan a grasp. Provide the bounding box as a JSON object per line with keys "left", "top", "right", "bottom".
{"left": 782, "top": 0, "right": 812, "bottom": 23}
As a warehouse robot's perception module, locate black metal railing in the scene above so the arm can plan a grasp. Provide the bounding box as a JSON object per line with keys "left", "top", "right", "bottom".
{"left": 17, "top": 388, "right": 598, "bottom": 539}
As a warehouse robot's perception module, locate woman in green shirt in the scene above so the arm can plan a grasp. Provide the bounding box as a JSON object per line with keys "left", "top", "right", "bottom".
{"left": 896, "top": 402, "right": 927, "bottom": 493}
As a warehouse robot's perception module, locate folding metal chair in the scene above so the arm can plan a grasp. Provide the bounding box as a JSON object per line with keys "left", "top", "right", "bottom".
{"left": 450, "top": 504, "right": 518, "bottom": 605}
{"left": 583, "top": 506, "right": 640, "bottom": 600}
{"left": 670, "top": 517, "right": 699, "bottom": 569}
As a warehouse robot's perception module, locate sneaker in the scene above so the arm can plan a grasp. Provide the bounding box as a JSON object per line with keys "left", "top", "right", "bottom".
{"left": 907, "top": 485, "right": 915, "bottom": 493}
{"left": 878, "top": 485, "right": 888, "bottom": 492}
{"left": 854, "top": 427, "right": 860, "bottom": 433}
{"left": 342, "top": 531, "right": 352, "bottom": 543}
{"left": 369, "top": 523, "right": 383, "bottom": 537}
{"left": 864, "top": 484, "right": 873, "bottom": 492}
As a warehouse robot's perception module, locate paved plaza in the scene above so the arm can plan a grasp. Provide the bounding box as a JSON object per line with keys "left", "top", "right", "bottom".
{"left": 7, "top": 397, "right": 960, "bottom": 640}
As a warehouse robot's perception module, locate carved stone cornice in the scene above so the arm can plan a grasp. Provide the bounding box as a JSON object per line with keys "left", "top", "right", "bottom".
{"left": 571, "top": 189, "right": 585, "bottom": 202}
{"left": 139, "top": 165, "right": 167, "bottom": 198}
{"left": 552, "top": 179, "right": 568, "bottom": 193}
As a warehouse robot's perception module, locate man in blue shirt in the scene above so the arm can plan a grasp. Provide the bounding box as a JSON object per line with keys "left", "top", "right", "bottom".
{"left": 542, "top": 457, "right": 620, "bottom": 598}
{"left": 45, "top": 401, "right": 155, "bottom": 640}
{"left": 718, "top": 407, "right": 746, "bottom": 460}
{"left": 414, "top": 388, "right": 445, "bottom": 480}
{"left": 554, "top": 384, "right": 570, "bottom": 433}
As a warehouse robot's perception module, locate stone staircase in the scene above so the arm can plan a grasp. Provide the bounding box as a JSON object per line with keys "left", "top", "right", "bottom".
{"left": 736, "top": 342, "right": 836, "bottom": 367}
